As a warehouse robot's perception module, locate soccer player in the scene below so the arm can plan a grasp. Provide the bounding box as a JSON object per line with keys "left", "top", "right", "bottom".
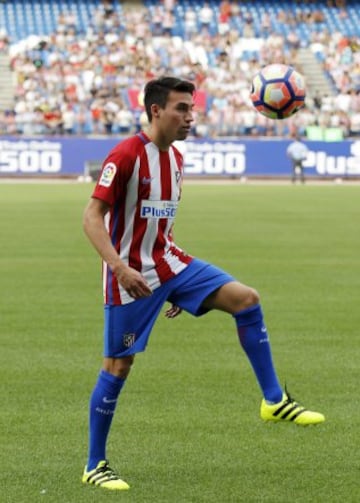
{"left": 81, "top": 76, "right": 325, "bottom": 491}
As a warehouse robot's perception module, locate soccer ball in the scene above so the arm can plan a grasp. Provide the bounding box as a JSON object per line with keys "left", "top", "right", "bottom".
{"left": 250, "top": 64, "right": 306, "bottom": 120}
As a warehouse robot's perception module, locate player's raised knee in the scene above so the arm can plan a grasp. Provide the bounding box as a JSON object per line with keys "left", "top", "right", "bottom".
{"left": 232, "top": 285, "right": 260, "bottom": 311}
{"left": 245, "top": 286, "right": 260, "bottom": 307}
{"left": 206, "top": 281, "right": 260, "bottom": 313}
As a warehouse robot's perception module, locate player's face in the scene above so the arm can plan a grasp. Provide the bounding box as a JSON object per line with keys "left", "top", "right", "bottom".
{"left": 155, "top": 91, "right": 194, "bottom": 143}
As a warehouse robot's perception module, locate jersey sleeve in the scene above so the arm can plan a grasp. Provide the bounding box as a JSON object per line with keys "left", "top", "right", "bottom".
{"left": 92, "top": 146, "right": 135, "bottom": 206}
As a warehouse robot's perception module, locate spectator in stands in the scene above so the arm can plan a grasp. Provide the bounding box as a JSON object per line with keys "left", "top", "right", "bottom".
{"left": 63, "top": 10, "right": 78, "bottom": 30}
{"left": 193, "top": 110, "right": 210, "bottom": 137}
{"left": 260, "top": 12, "right": 271, "bottom": 35}
{"left": 162, "top": 9, "right": 176, "bottom": 36}
{"left": 43, "top": 106, "right": 63, "bottom": 135}
{"left": 349, "top": 110, "right": 360, "bottom": 136}
{"left": 116, "top": 103, "right": 135, "bottom": 134}
{"left": 151, "top": 6, "right": 165, "bottom": 36}
{"left": 206, "top": 103, "right": 222, "bottom": 137}
{"left": 286, "top": 31, "right": 301, "bottom": 50}
{"left": 312, "top": 9, "right": 325, "bottom": 24}
{"left": 313, "top": 90, "right": 323, "bottom": 110}
{"left": 1, "top": 0, "right": 359, "bottom": 138}
{"left": 62, "top": 104, "right": 76, "bottom": 135}
{"left": 218, "top": 2, "right": 231, "bottom": 36}
{"left": 101, "top": 105, "right": 117, "bottom": 135}
{"left": 239, "top": 104, "right": 258, "bottom": 136}
{"left": 163, "top": 0, "right": 176, "bottom": 13}
{"left": 0, "top": 28, "right": 9, "bottom": 53}
{"left": 229, "top": 0, "right": 241, "bottom": 18}
{"left": 219, "top": 0, "right": 232, "bottom": 22}
{"left": 198, "top": 2, "right": 214, "bottom": 33}
{"left": 76, "top": 103, "right": 92, "bottom": 135}
{"left": 184, "top": 7, "right": 197, "bottom": 40}
{"left": 277, "top": 9, "right": 289, "bottom": 24}
{"left": 90, "top": 99, "right": 103, "bottom": 134}
{"left": 243, "top": 19, "right": 255, "bottom": 38}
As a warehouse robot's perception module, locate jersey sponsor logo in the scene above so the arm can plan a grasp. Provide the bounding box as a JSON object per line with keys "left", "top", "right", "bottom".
{"left": 140, "top": 200, "right": 178, "bottom": 219}
{"left": 99, "top": 162, "right": 117, "bottom": 187}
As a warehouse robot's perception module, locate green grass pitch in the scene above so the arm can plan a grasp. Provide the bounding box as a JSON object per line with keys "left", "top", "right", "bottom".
{"left": 1, "top": 181, "right": 359, "bottom": 503}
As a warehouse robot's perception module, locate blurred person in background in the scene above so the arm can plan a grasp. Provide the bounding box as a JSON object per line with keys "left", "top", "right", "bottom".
{"left": 286, "top": 133, "right": 309, "bottom": 183}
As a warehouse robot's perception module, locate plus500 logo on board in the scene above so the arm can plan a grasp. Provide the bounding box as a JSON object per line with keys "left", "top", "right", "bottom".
{"left": 183, "top": 142, "right": 246, "bottom": 175}
{"left": 0, "top": 140, "right": 62, "bottom": 173}
{"left": 304, "top": 141, "right": 360, "bottom": 176}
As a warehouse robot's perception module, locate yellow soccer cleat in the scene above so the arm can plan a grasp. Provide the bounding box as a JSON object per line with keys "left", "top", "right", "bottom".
{"left": 260, "top": 388, "right": 325, "bottom": 426}
{"left": 82, "top": 460, "right": 130, "bottom": 490}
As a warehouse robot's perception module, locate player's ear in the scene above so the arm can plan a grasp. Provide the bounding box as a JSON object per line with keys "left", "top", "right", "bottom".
{"left": 151, "top": 103, "right": 161, "bottom": 118}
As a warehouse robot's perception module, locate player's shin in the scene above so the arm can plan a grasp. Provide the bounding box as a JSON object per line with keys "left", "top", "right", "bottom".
{"left": 234, "top": 304, "right": 283, "bottom": 404}
{"left": 87, "top": 370, "right": 126, "bottom": 470}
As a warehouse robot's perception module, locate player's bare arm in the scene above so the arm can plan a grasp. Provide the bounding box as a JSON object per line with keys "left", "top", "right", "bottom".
{"left": 83, "top": 198, "right": 152, "bottom": 299}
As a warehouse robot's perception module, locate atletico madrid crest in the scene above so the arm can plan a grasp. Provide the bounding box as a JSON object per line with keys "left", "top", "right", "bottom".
{"left": 123, "top": 333, "right": 136, "bottom": 348}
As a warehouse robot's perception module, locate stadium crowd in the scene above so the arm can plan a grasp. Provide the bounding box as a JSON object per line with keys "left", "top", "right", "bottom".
{"left": 0, "top": 0, "right": 359, "bottom": 138}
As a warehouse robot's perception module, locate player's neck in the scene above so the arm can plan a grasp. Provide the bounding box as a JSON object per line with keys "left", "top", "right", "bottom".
{"left": 143, "top": 127, "right": 171, "bottom": 152}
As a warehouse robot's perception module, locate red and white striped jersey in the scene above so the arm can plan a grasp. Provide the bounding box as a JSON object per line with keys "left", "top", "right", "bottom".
{"left": 92, "top": 132, "right": 193, "bottom": 305}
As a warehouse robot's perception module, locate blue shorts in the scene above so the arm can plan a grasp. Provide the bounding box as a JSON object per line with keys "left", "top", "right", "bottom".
{"left": 103, "top": 258, "right": 235, "bottom": 357}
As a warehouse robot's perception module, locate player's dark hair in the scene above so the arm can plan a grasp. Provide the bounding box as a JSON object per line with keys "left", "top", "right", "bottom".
{"left": 144, "top": 76, "right": 195, "bottom": 122}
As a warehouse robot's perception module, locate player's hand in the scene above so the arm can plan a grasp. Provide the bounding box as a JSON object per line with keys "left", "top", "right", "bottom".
{"left": 115, "top": 266, "right": 152, "bottom": 299}
{"left": 165, "top": 304, "right": 182, "bottom": 318}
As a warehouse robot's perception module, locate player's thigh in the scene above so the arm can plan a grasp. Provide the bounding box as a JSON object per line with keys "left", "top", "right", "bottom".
{"left": 202, "top": 281, "right": 259, "bottom": 314}
{"left": 167, "top": 259, "right": 235, "bottom": 316}
{"left": 103, "top": 288, "right": 169, "bottom": 357}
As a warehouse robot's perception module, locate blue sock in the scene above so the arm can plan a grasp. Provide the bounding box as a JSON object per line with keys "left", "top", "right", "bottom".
{"left": 234, "top": 304, "right": 283, "bottom": 403}
{"left": 87, "top": 370, "right": 126, "bottom": 471}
